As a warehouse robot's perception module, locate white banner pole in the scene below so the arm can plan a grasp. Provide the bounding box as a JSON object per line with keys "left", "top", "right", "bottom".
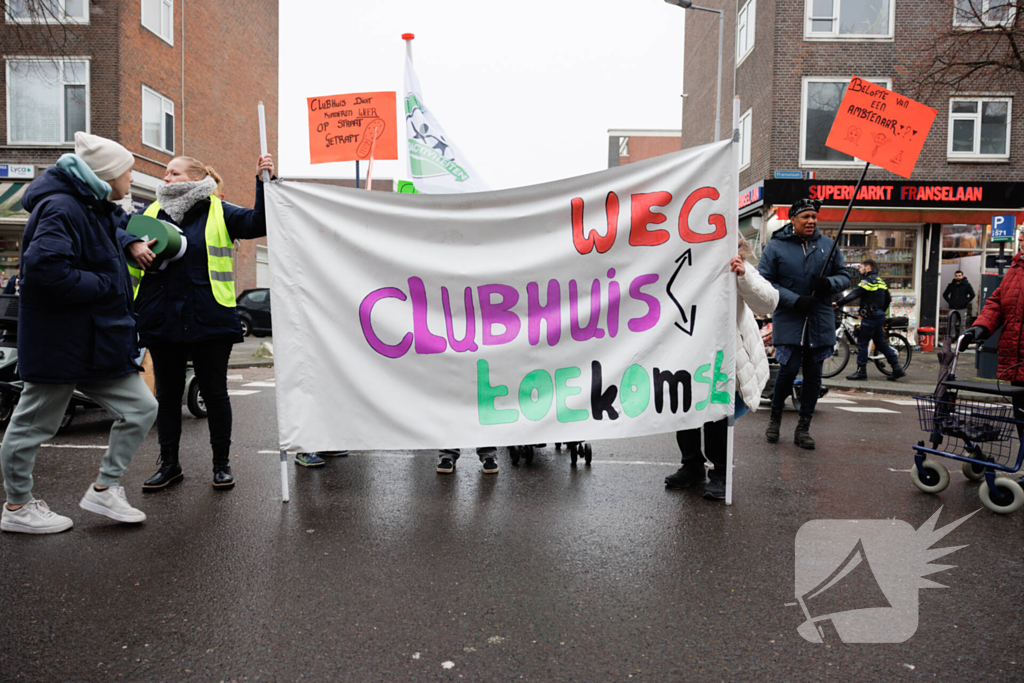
{"left": 726, "top": 95, "right": 741, "bottom": 506}
{"left": 258, "top": 101, "right": 270, "bottom": 184}
{"left": 280, "top": 448, "right": 290, "bottom": 502}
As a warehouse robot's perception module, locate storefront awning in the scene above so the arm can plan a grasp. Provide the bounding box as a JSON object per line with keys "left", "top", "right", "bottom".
{"left": 0, "top": 182, "right": 28, "bottom": 220}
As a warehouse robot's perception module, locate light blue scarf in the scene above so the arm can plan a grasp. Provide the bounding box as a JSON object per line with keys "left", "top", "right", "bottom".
{"left": 55, "top": 153, "right": 111, "bottom": 201}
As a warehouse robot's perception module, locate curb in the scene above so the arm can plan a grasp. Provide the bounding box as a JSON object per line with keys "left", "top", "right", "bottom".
{"left": 228, "top": 359, "right": 274, "bottom": 369}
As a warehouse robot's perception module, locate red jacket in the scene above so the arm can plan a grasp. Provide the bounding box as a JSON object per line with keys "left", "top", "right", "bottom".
{"left": 974, "top": 252, "right": 1024, "bottom": 382}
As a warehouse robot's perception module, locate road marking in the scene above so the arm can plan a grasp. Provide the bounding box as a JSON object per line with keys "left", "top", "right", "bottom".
{"left": 883, "top": 399, "right": 919, "bottom": 406}
{"left": 254, "top": 450, "right": 675, "bottom": 466}
{"left": 41, "top": 443, "right": 108, "bottom": 449}
{"left": 227, "top": 375, "right": 244, "bottom": 381}
{"left": 817, "top": 398, "right": 856, "bottom": 404}
{"left": 228, "top": 390, "right": 260, "bottom": 396}
{"left": 836, "top": 406, "right": 901, "bottom": 414}
{"left": 243, "top": 381, "right": 275, "bottom": 387}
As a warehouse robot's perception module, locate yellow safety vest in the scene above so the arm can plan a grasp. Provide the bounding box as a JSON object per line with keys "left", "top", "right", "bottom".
{"left": 128, "top": 197, "right": 236, "bottom": 308}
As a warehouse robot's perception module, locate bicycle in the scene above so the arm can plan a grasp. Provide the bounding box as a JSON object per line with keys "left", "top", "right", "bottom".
{"left": 821, "top": 310, "right": 913, "bottom": 379}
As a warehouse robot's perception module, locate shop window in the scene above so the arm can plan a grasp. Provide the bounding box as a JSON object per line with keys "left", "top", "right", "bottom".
{"left": 6, "top": 58, "right": 89, "bottom": 145}
{"left": 801, "top": 77, "right": 891, "bottom": 166}
{"left": 823, "top": 226, "right": 917, "bottom": 292}
{"left": 142, "top": 86, "right": 174, "bottom": 155}
{"left": 739, "top": 108, "right": 752, "bottom": 169}
{"left": 141, "top": 0, "right": 173, "bottom": 44}
{"left": 948, "top": 98, "right": 1011, "bottom": 160}
{"left": 5, "top": 0, "right": 88, "bottom": 23}
{"left": 806, "top": 0, "right": 893, "bottom": 39}
{"left": 953, "top": 0, "right": 1016, "bottom": 28}
{"left": 737, "top": 0, "right": 756, "bottom": 63}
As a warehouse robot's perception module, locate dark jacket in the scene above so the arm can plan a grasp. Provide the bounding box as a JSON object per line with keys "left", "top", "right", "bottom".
{"left": 836, "top": 270, "right": 891, "bottom": 317}
{"left": 974, "top": 252, "right": 1024, "bottom": 382}
{"left": 757, "top": 224, "right": 850, "bottom": 348}
{"left": 18, "top": 167, "right": 138, "bottom": 383}
{"left": 943, "top": 278, "right": 975, "bottom": 310}
{"left": 133, "top": 179, "right": 267, "bottom": 346}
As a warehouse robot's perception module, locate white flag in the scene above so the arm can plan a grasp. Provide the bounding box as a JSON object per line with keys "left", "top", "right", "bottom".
{"left": 403, "top": 55, "right": 489, "bottom": 194}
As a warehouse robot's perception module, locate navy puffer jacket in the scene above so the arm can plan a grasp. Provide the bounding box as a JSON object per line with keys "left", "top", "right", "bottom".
{"left": 18, "top": 167, "right": 138, "bottom": 383}
{"left": 757, "top": 224, "right": 850, "bottom": 348}
{"left": 133, "top": 179, "right": 267, "bottom": 346}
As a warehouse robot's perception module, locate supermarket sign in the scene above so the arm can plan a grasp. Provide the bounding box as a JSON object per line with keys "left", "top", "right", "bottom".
{"left": 764, "top": 180, "right": 1024, "bottom": 210}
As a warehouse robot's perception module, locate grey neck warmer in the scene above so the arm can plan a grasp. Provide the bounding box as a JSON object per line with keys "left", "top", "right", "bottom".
{"left": 156, "top": 176, "right": 218, "bottom": 224}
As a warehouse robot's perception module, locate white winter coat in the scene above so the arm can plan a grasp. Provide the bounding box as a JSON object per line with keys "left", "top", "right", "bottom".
{"left": 735, "top": 266, "right": 780, "bottom": 412}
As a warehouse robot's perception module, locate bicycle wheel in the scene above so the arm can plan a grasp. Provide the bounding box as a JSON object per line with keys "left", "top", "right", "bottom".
{"left": 821, "top": 337, "right": 851, "bottom": 378}
{"left": 875, "top": 332, "right": 912, "bottom": 376}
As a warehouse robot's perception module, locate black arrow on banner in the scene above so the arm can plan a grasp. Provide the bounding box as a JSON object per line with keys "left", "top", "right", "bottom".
{"left": 666, "top": 250, "right": 697, "bottom": 336}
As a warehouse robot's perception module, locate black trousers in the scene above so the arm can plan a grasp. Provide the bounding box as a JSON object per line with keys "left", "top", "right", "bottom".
{"left": 675, "top": 417, "right": 728, "bottom": 482}
{"left": 149, "top": 339, "right": 234, "bottom": 463}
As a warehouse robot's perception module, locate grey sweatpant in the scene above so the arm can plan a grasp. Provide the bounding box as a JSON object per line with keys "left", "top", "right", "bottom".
{"left": 1, "top": 373, "right": 158, "bottom": 505}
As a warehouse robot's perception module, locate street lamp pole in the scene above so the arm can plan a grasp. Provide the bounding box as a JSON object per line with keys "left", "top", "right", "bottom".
{"left": 664, "top": 0, "right": 724, "bottom": 143}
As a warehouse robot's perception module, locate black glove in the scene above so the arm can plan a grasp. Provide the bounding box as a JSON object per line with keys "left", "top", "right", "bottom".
{"left": 811, "top": 275, "right": 831, "bottom": 296}
{"left": 795, "top": 296, "right": 818, "bottom": 315}
{"left": 958, "top": 325, "right": 986, "bottom": 351}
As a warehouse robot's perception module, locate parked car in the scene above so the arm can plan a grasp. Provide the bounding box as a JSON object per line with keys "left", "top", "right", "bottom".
{"left": 236, "top": 288, "right": 272, "bottom": 337}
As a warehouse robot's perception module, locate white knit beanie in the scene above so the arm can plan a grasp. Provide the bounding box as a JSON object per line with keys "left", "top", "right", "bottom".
{"left": 74, "top": 132, "right": 134, "bottom": 181}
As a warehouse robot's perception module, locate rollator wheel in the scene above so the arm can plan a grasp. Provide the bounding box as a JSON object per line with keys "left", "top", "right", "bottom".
{"left": 979, "top": 478, "right": 1024, "bottom": 514}
{"left": 583, "top": 443, "right": 593, "bottom": 465}
{"left": 509, "top": 446, "right": 521, "bottom": 466}
{"left": 524, "top": 445, "right": 535, "bottom": 465}
{"left": 911, "top": 459, "right": 950, "bottom": 493}
{"left": 962, "top": 461, "right": 987, "bottom": 482}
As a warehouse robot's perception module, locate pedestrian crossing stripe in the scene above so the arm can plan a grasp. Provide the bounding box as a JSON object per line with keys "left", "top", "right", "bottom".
{"left": 836, "top": 406, "right": 900, "bottom": 413}
{"left": 228, "top": 390, "right": 260, "bottom": 396}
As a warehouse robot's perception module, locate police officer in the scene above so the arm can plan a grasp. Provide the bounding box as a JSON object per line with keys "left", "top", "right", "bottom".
{"left": 835, "top": 259, "right": 905, "bottom": 381}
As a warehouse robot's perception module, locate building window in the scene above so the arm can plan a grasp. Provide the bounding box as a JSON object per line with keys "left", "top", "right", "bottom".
{"left": 618, "top": 136, "right": 629, "bottom": 157}
{"left": 800, "top": 77, "right": 891, "bottom": 166}
{"left": 948, "top": 98, "right": 1011, "bottom": 159}
{"left": 739, "top": 108, "right": 752, "bottom": 169}
{"left": 5, "top": 0, "right": 88, "bottom": 23}
{"left": 141, "top": 0, "right": 173, "bottom": 44}
{"left": 736, "top": 0, "right": 756, "bottom": 63}
{"left": 142, "top": 86, "right": 174, "bottom": 155}
{"left": 6, "top": 59, "right": 88, "bottom": 145}
{"left": 806, "top": 0, "right": 893, "bottom": 39}
{"left": 954, "top": 0, "right": 1017, "bottom": 28}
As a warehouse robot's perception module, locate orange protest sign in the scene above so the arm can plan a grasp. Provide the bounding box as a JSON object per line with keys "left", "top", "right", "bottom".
{"left": 825, "top": 77, "right": 937, "bottom": 179}
{"left": 307, "top": 91, "right": 398, "bottom": 164}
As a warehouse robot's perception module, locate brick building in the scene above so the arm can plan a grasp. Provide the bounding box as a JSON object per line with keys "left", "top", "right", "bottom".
{"left": 680, "top": 0, "right": 1024, "bottom": 335}
{"left": 607, "top": 129, "right": 682, "bottom": 168}
{"left": 0, "top": 0, "right": 278, "bottom": 293}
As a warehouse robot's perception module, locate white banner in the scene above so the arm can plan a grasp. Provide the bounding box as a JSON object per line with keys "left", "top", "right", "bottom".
{"left": 403, "top": 55, "right": 489, "bottom": 194}
{"left": 265, "top": 140, "right": 737, "bottom": 452}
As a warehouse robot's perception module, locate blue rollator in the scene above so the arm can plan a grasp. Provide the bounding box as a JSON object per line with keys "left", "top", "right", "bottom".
{"left": 911, "top": 336, "right": 1024, "bottom": 514}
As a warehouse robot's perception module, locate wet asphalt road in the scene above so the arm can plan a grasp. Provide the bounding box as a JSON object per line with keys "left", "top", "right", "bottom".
{"left": 1, "top": 367, "right": 1021, "bottom": 682}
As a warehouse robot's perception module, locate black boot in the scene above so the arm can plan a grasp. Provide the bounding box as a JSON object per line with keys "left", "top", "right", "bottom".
{"left": 887, "top": 363, "right": 906, "bottom": 381}
{"left": 665, "top": 465, "right": 706, "bottom": 489}
{"left": 846, "top": 365, "right": 868, "bottom": 380}
{"left": 212, "top": 448, "right": 234, "bottom": 490}
{"left": 142, "top": 446, "right": 183, "bottom": 491}
{"left": 794, "top": 416, "right": 816, "bottom": 450}
{"left": 702, "top": 476, "right": 726, "bottom": 501}
{"left": 765, "top": 408, "right": 783, "bottom": 443}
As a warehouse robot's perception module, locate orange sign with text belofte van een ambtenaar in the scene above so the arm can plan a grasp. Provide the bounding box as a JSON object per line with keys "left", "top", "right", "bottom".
{"left": 825, "top": 77, "right": 937, "bottom": 179}
{"left": 307, "top": 91, "right": 398, "bottom": 164}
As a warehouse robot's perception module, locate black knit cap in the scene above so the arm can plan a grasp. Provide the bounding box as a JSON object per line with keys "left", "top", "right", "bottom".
{"left": 789, "top": 198, "right": 821, "bottom": 219}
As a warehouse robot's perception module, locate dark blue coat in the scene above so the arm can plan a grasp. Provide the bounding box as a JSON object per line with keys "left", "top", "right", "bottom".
{"left": 18, "top": 167, "right": 138, "bottom": 383}
{"left": 757, "top": 224, "right": 850, "bottom": 348}
{"left": 133, "top": 179, "right": 267, "bottom": 346}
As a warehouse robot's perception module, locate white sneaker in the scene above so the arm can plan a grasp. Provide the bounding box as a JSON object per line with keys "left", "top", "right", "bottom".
{"left": 1, "top": 499, "right": 73, "bottom": 534}
{"left": 79, "top": 485, "right": 146, "bottom": 523}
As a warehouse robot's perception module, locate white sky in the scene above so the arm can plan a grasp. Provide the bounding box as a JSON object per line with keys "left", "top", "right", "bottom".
{"left": 278, "top": 1, "right": 686, "bottom": 191}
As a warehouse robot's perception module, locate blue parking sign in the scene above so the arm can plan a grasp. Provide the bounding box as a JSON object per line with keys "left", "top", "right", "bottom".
{"left": 991, "top": 214, "right": 1016, "bottom": 242}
